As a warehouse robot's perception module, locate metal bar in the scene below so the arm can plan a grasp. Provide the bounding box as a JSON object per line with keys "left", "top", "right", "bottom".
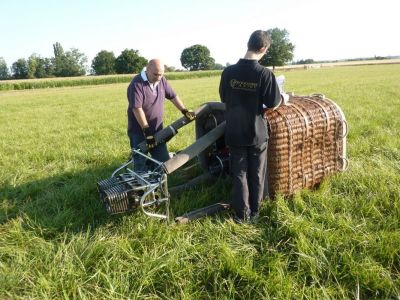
{"left": 111, "top": 160, "right": 133, "bottom": 177}
{"left": 132, "top": 149, "right": 163, "bottom": 167}
{"left": 162, "top": 121, "right": 226, "bottom": 174}
{"left": 137, "top": 102, "right": 226, "bottom": 152}
{"left": 175, "top": 203, "right": 230, "bottom": 224}
{"left": 139, "top": 184, "right": 168, "bottom": 219}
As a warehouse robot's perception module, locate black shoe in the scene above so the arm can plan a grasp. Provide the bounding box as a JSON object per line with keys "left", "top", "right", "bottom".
{"left": 233, "top": 216, "right": 247, "bottom": 224}
{"left": 249, "top": 212, "right": 259, "bottom": 224}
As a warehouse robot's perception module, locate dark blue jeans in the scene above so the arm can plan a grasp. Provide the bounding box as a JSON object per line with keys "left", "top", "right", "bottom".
{"left": 128, "top": 131, "right": 170, "bottom": 171}
{"left": 229, "top": 142, "right": 268, "bottom": 220}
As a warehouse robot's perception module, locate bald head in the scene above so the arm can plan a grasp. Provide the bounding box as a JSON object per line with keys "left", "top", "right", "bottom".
{"left": 146, "top": 59, "right": 164, "bottom": 83}
{"left": 148, "top": 59, "right": 164, "bottom": 70}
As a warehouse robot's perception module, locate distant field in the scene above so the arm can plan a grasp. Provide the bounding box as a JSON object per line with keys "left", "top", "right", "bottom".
{"left": 276, "top": 58, "right": 400, "bottom": 71}
{"left": 0, "top": 64, "right": 399, "bottom": 299}
{"left": 2, "top": 58, "right": 399, "bottom": 91}
{"left": 0, "top": 70, "right": 222, "bottom": 91}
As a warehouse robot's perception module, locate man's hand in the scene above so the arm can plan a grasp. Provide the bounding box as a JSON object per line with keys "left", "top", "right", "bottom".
{"left": 143, "top": 127, "right": 156, "bottom": 149}
{"left": 181, "top": 108, "right": 196, "bottom": 121}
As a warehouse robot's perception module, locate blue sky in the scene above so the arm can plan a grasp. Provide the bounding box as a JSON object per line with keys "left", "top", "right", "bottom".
{"left": 1, "top": 0, "right": 399, "bottom": 69}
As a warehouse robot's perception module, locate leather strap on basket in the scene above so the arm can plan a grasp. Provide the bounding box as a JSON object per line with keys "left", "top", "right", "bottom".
{"left": 289, "top": 101, "right": 310, "bottom": 187}
{"left": 308, "top": 97, "right": 331, "bottom": 132}
{"left": 275, "top": 108, "right": 294, "bottom": 194}
{"left": 307, "top": 95, "right": 332, "bottom": 178}
{"left": 314, "top": 96, "right": 347, "bottom": 172}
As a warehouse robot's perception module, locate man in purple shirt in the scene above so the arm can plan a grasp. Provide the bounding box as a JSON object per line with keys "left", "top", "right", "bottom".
{"left": 127, "top": 58, "right": 195, "bottom": 171}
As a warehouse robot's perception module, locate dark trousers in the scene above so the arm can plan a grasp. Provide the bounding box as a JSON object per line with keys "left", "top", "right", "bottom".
{"left": 230, "top": 142, "right": 268, "bottom": 219}
{"left": 128, "top": 131, "right": 170, "bottom": 171}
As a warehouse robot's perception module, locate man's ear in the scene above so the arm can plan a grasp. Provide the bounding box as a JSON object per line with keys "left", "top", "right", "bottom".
{"left": 259, "top": 46, "right": 268, "bottom": 54}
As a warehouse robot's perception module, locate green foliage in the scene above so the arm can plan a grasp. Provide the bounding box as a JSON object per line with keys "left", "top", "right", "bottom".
{"left": 0, "top": 65, "right": 400, "bottom": 298}
{"left": 180, "top": 44, "right": 215, "bottom": 71}
{"left": 115, "top": 49, "right": 147, "bottom": 74}
{"left": 27, "top": 55, "right": 36, "bottom": 79}
{"left": 91, "top": 50, "right": 116, "bottom": 75}
{"left": 164, "top": 65, "right": 176, "bottom": 72}
{"left": 213, "top": 63, "right": 225, "bottom": 70}
{"left": 11, "top": 58, "right": 29, "bottom": 79}
{"left": 260, "top": 28, "right": 295, "bottom": 69}
{"left": 0, "top": 57, "right": 10, "bottom": 80}
{"left": 53, "top": 42, "right": 64, "bottom": 58}
{"left": 27, "top": 54, "right": 41, "bottom": 79}
{"left": 52, "top": 43, "right": 88, "bottom": 77}
{"left": 34, "top": 57, "right": 54, "bottom": 78}
{"left": 296, "top": 58, "right": 315, "bottom": 65}
{"left": 25, "top": 54, "right": 55, "bottom": 79}
{"left": 8, "top": 42, "right": 86, "bottom": 80}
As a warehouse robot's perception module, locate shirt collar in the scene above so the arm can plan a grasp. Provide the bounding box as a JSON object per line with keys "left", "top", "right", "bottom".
{"left": 238, "top": 58, "right": 259, "bottom": 64}
{"left": 140, "top": 68, "right": 148, "bottom": 81}
{"left": 140, "top": 68, "right": 159, "bottom": 90}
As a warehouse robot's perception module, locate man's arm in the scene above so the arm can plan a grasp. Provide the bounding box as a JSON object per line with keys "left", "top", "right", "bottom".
{"left": 170, "top": 95, "right": 186, "bottom": 111}
{"left": 171, "top": 95, "right": 196, "bottom": 120}
{"left": 163, "top": 78, "right": 185, "bottom": 111}
{"left": 132, "top": 107, "right": 149, "bottom": 129}
{"left": 262, "top": 71, "right": 282, "bottom": 111}
{"left": 133, "top": 107, "right": 156, "bottom": 149}
{"left": 219, "top": 70, "right": 226, "bottom": 103}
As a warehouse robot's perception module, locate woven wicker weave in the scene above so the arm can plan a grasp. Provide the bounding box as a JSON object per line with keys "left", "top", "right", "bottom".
{"left": 264, "top": 94, "right": 348, "bottom": 196}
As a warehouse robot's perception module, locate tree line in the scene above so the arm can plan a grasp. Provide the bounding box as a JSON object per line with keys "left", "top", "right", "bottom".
{"left": 0, "top": 28, "right": 294, "bottom": 80}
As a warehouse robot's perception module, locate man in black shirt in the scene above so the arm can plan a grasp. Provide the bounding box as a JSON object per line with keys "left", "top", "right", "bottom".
{"left": 219, "top": 30, "right": 282, "bottom": 223}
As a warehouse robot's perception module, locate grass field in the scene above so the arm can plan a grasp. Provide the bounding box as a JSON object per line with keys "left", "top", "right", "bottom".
{"left": 0, "top": 70, "right": 222, "bottom": 91}
{"left": 1, "top": 65, "right": 399, "bottom": 299}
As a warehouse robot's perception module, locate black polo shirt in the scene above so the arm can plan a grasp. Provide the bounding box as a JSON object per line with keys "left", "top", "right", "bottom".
{"left": 219, "top": 59, "right": 281, "bottom": 146}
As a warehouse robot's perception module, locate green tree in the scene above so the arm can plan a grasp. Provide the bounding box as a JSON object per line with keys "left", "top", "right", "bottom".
{"left": 64, "top": 48, "right": 87, "bottom": 76}
{"left": 52, "top": 42, "right": 87, "bottom": 77}
{"left": 53, "top": 42, "right": 64, "bottom": 58}
{"left": 34, "top": 57, "right": 54, "bottom": 78}
{"left": 259, "top": 28, "right": 295, "bottom": 70}
{"left": 11, "top": 58, "right": 29, "bottom": 79}
{"left": 115, "top": 49, "right": 147, "bottom": 74}
{"left": 27, "top": 54, "right": 55, "bottom": 78}
{"left": 164, "top": 65, "right": 176, "bottom": 72}
{"left": 52, "top": 42, "right": 65, "bottom": 76}
{"left": 296, "top": 58, "right": 314, "bottom": 64}
{"left": 213, "top": 63, "right": 225, "bottom": 70}
{"left": 91, "top": 50, "right": 116, "bottom": 75}
{"left": 27, "top": 54, "right": 39, "bottom": 79}
{"left": 0, "top": 57, "right": 10, "bottom": 80}
{"left": 180, "top": 44, "right": 215, "bottom": 71}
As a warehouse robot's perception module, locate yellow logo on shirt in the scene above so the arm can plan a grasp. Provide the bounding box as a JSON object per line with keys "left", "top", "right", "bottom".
{"left": 230, "top": 79, "right": 257, "bottom": 91}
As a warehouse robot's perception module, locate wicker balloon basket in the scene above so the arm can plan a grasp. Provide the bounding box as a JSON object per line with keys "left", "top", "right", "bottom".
{"left": 264, "top": 93, "right": 348, "bottom": 197}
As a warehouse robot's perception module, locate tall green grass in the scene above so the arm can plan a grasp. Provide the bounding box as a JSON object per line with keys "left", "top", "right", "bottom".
{"left": 0, "top": 65, "right": 399, "bottom": 299}
{"left": 0, "top": 70, "right": 222, "bottom": 91}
